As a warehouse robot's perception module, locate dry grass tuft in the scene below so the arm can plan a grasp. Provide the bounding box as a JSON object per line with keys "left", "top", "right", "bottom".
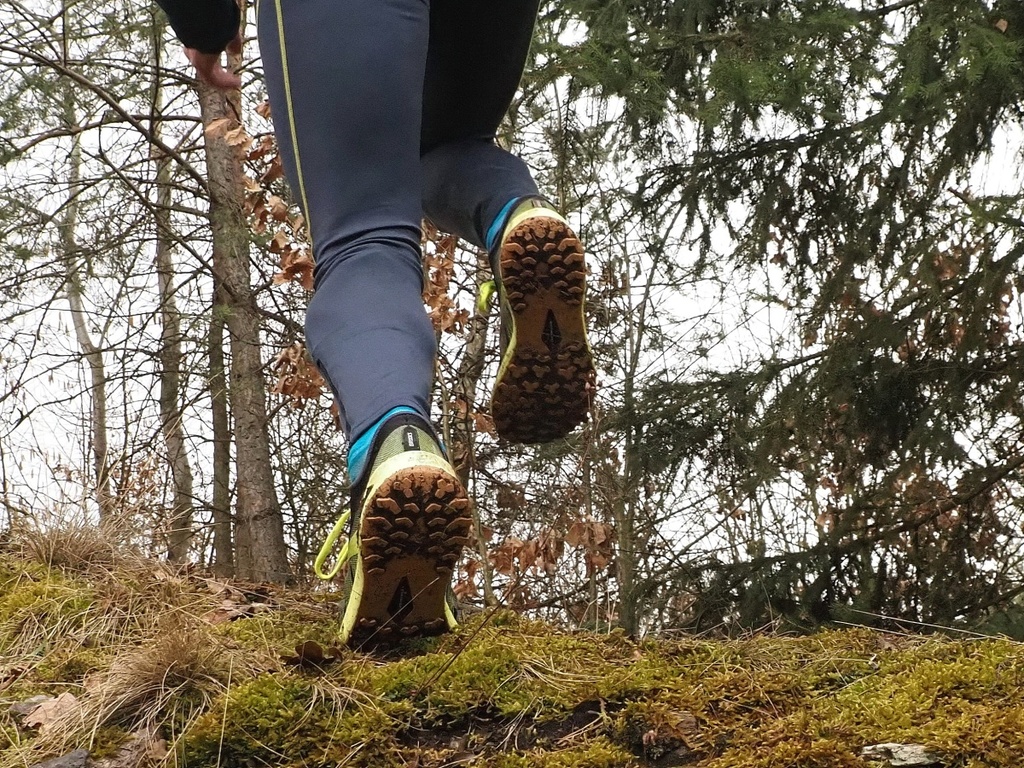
{"left": 26, "top": 617, "right": 242, "bottom": 761}
{"left": 12, "top": 521, "right": 145, "bottom": 576}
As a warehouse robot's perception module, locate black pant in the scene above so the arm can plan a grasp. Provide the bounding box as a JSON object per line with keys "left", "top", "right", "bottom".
{"left": 258, "top": 0, "right": 543, "bottom": 440}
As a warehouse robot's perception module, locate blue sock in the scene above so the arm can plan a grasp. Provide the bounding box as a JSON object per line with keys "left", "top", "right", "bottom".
{"left": 347, "top": 405, "right": 419, "bottom": 482}
{"left": 485, "top": 197, "right": 521, "bottom": 253}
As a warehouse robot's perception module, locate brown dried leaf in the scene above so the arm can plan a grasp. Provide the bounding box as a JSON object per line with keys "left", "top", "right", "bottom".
{"left": 995, "top": 18, "right": 1008, "bottom": 33}
{"left": 269, "top": 229, "right": 290, "bottom": 254}
{"left": 454, "top": 557, "right": 480, "bottom": 599}
{"left": 261, "top": 156, "right": 285, "bottom": 184}
{"left": 281, "top": 640, "right": 342, "bottom": 668}
{"left": 247, "top": 135, "right": 278, "bottom": 162}
{"left": 472, "top": 412, "right": 496, "bottom": 436}
{"left": 565, "top": 520, "right": 585, "bottom": 548}
{"left": 255, "top": 100, "right": 273, "bottom": 119}
{"left": 267, "top": 195, "right": 289, "bottom": 221}
{"left": 270, "top": 342, "right": 325, "bottom": 404}
{"left": 23, "top": 693, "right": 79, "bottom": 732}
{"left": 203, "top": 117, "right": 232, "bottom": 139}
{"left": 490, "top": 539, "right": 521, "bottom": 576}
{"left": 224, "top": 125, "right": 253, "bottom": 150}
{"left": 273, "top": 245, "right": 315, "bottom": 291}
{"left": 537, "top": 529, "right": 565, "bottom": 575}
{"left": 497, "top": 485, "right": 526, "bottom": 510}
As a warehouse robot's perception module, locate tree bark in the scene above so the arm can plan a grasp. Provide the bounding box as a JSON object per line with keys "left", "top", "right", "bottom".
{"left": 615, "top": 259, "right": 639, "bottom": 636}
{"left": 153, "top": 153, "right": 198, "bottom": 561}
{"left": 209, "top": 282, "right": 234, "bottom": 576}
{"left": 150, "top": 47, "right": 198, "bottom": 561}
{"left": 62, "top": 111, "right": 116, "bottom": 522}
{"left": 197, "top": 45, "right": 289, "bottom": 582}
{"left": 450, "top": 253, "right": 496, "bottom": 607}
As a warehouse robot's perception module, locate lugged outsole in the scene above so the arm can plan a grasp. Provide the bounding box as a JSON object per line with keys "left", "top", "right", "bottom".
{"left": 348, "top": 466, "right": 471, "bottom": 648}
{"left": 491, "top": 216, "right": 595, "bottom": 444}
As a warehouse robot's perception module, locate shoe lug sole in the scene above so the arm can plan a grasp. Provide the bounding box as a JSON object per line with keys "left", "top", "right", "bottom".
{"left": 492, "top": 217, "right": 595, "bottom": 443}
{"left": 349, "top": 466, "right": 470, "bottom": 648}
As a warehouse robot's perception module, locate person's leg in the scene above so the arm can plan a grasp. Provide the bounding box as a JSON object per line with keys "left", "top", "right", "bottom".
{"left": 257, "top": 0, "right": 434, "bottom": 445}
{"left": 257, "top": 0, "right": 471, "bottom": 646}
{"left": 419, "top": 0, "right": 540, "bottom": 247}
{"left": 420, "top": 0, "right": 596, "bottom": 443}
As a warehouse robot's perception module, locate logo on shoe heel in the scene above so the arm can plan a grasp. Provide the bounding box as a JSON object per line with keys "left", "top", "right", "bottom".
{"left": 402, "top": 427, "right": 420, "bottom": 452}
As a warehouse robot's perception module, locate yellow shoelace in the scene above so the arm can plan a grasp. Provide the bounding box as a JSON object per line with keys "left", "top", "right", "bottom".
{"left": 313, "top": 510, "right": 360, "bottom": 580}
{"left": 476, "top": 279, "right": 496, "bottom": 314}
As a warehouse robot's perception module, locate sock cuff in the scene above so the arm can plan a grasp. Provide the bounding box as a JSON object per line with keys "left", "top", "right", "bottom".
{"left": 485, "top": 197, "right": 521, "bottom": 253}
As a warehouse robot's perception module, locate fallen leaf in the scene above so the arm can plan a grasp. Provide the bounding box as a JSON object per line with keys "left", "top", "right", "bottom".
{"left": 10, "top": 694, "right": 50, "bottom": 716}
{"left": 281, "top": 641, "right": 344, "bottom": 668}
{"left": 23, "top": 692, "right": 79, "bottom": 732}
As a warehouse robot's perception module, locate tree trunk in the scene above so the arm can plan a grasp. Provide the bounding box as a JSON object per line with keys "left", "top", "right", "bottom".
{"left": 150, "top": 51, "right": 197, "bottom": 561}
{"left": 450, "top": 252, "right": 496, "bottom": 606}
{"left": 61, "top": 115, "right": 116, "bottom": 522}
{"left": 197, "top": 44, "right": 290, "bottom": 582}
{"left": 154, "top": 153, "right": 198, "bottom": 561}
{"left": 209, "top": 282, "right": 234, "bottom": 576}
{"left": 615, "top": 260, "right": 639, "bottom": 636}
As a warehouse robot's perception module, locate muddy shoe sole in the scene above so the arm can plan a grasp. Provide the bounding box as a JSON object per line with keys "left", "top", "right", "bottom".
{"left": 491, "top": 215, "right": 595, "bottom": 443}
{"left": 344, "top": 466, "right": 471, "bottom": 649}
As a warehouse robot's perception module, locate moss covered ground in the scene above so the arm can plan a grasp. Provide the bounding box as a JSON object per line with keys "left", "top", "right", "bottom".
{"left": 0, "top": 541, "right": 1021, "bottom": 768}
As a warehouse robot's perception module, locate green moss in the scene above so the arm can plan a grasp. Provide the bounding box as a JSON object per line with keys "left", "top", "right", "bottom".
{"left": 180, "top": 672, "right": 405, "bottom": 768}
{"left": 4, "top": 553, "right": 1024, "bottom": 768}
{"left": 699, "top": 636, "right": 1024, "bottom": 768}
{"left": 0, "top": 562, "right": 94, "bottom": 656}
{"left": 89, "top": 726, "right": 130, "bottom": 760}
{"left": 361, "top": 614, "right": 665, "bottom": 721}
{"left": 823, "top": 637, "right": 1024, "bottom": 767}
{"left": 35, "top": 647, "right": 109, "bottom": 684}
{"left": 218, "top": 603, "right": 340, "bottom": 655}
{"left": 490, "top": 737, "right": 637, "bottom": 767}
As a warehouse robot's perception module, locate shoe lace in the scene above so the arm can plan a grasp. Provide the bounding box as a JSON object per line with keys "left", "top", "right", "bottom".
{"left": 476, "top": 279, "right": 496, "bottom": 314}
{"left": 313, "top": 509, "right": 360, "bottom": 580}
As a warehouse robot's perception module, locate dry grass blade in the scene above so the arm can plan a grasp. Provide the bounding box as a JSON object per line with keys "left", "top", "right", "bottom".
{"left": 12, "top": 521, "right": 146, "bottom": 577}
{"left": 24, "top": 618, "right": 239, "bottom": 761}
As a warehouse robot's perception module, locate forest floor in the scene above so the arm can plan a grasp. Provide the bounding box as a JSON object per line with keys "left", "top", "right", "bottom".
{"left": 0, "top": 526, "right": 1022, "bottom": 768}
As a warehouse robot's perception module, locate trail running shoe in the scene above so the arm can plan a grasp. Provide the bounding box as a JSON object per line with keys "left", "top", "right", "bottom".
{"left": 314, "top": 413, "right": 472, "bottom": 648}
{"left": 487, "top": 199, "right": 595, "bottom": 443}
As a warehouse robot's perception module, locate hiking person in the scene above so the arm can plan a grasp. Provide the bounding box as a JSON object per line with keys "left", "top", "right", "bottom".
{"left": 155, "top": 0, "right": 594, "bottom": 646}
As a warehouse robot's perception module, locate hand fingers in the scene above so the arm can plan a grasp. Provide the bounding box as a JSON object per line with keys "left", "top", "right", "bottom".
{"left": 186, "top": 48, "right": 242, "bottom": 91}
{"left": 226, "top": 32, "right": 244, "bottom": 56}
{"left": 206, "top": 65, "right": 242, "bottom": 90}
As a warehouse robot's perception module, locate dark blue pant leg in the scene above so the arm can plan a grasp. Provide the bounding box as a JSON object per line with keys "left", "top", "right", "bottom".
{"left": 420, "top": 0, "right": 542, "bottom": 247}
{"left": 257, "top": 0, "right": 543, "bottom": 443}
{"left": 257, "top": 0, "right": 435, "bottom": 441}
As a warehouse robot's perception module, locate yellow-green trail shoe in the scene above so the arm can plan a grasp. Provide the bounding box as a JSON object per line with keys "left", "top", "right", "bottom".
{"left": 315, "top": 413, "right": 471, "bottom": 648}
{"left": 488, "top": 199, "right": 596, "bottom": 443}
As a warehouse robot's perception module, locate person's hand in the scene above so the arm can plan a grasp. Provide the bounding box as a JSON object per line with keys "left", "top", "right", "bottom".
{"left": 185, "top": 30, "right": 243, "bottom": 90}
